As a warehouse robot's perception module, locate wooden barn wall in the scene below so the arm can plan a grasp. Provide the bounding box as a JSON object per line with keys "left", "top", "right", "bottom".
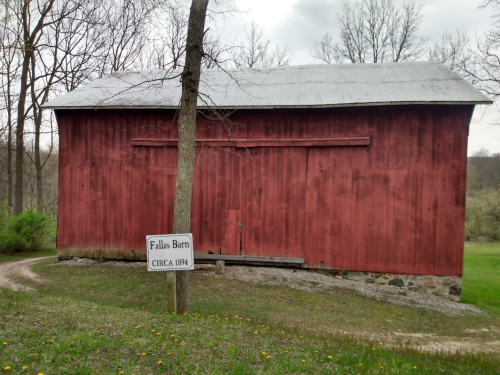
{"left": 56, "top": 105, "right": 473, "bottom": 276}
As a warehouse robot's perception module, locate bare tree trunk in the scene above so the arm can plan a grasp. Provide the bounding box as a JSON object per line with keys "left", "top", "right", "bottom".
{"left": 7, "top": 111, "right": 13, "bottom": 209}
{"left": 34, "top": 117, "right": 43, "bottom": 209}
{"left": 173, "top": 0, "right": 209, "bottom": 314}
{"left": 14, "top": 51, "right": 31, "bottom": 215}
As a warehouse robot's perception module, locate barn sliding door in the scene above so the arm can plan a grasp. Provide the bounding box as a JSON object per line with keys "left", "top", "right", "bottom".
{"left": 190, "top": 147, "right": 245, "bottom": 255}
{"left": 243, "top": 147, "right": 307, "bottom": 259}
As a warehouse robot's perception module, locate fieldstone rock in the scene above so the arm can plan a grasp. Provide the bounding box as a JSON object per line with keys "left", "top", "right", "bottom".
{"left": 375, "top": 278, "right": 388, "bottom": 285}
{"left": 388, "top": 278, "right": 405, "bottom": 288}
{"left": 424, "top": 276, "right": 436, "bottom": 288}
{"left": 441, "top": 277, "right": 453, "bottom": 286}
{"left": 347, "top": 276, "right": 362, "bottom": 281}
{"left": 365, "top": 277, "right": 375, "bottom": 284}
{"left": 452, "top": 278, "right": 462, "bottom": 287}
{"left": 449, "top": 286, "right": 462, "bottom": 295}
{"left": 382, "top": 274, "right": 393, "bottom": 280}
{"left": 407, "top": 281, "right": 414, "bottom": 286}
{"left": 432, "top": 289, "right": 446, "bottom": 296}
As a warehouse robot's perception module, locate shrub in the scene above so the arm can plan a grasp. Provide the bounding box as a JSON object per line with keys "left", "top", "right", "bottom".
{"left": 0, "top": 207, "right": 56, "bottom": 254}
{"left": 465, "top": 189, "right": 500, "bottom": 241}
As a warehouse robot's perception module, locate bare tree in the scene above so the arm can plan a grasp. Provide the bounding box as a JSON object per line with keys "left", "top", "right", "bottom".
{"left": 173, "top": 0, "right": 209, "bottom": 314}
{"left": 0, "top": 0, "right": 21, "bottom": 209}
{"left": 310, "top": 0, "right": 427, "bottom": 64}
{"left": 427, "top": 31, "right": 472, "bottom": 77}
{"left": 459, "top": 0, "right": 500, "bottom": 101}
{"left": 96, "top": 0, "right": 155, "bottom": 77}
{"left": 230, "top": 22, "right": 293, "bottom": 68}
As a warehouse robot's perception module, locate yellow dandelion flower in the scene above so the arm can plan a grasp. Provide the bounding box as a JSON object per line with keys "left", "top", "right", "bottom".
{"left": 267, "top": 355, "right": 271, "bottom": 359}
{"left": 225, "top": 318, "right": 228, "bottom": 320}
{"left": 372, "top": 348, "right": 375, "bottom": 350}
{"left": 420, "top": 350, "right": 424, "bottom": 353}
{"left": 261, "top": 352, "right": 266, "bottom": 355}
{"left": 100, "top": 329, "right": 104, "bottom": 331}
{"left": 51, "top": 340, "right": 55, "bottom": 343}
{"left": 38, "top": 373, "right": 43, "bottom": 375}
{"left": 2, "top": 342, "right": 6, "bottom": 345}
{"left": 157, "top": 333, "right": 161, "bottom": 336}
{"left": 379, "top": 342, "right": 383, "bottom": 345}
{"left": 151, "top": 330, "right": 155, "bottom": 333}
{"left": 167, "top": 353, "right": 171, "bottom": 356}
{"left": 302, "top": 360, "right": 306, "bottom": 363}
{"left": 285, "top": 350, "right": 289, "bottom": 353}
{"left": 4, "top": 367, "right": 11, "bottom": 370}
{"left": 137, "top": 353, "right": 141, "bottom": 356}
{"left": 321, "top": 343, "right": 324, "bottom": 346}
{"left": 142, "top": 353, "right": 146, "bottom": 356}
{"left": 414, "top": 366, "right": 417, "bottom": 369}
{"left": 33, "top": 354, "right": 38, "bottom": 357}
{"left": 380, "top": 366, "right": 384, "bottom": 369}
{"left": 119, "top": 371, "right": 124, "bottom": 374}
{"left": 158, "top": 361, "right": 163, "bottom": 364}
{"left": 96, "top": 350, "right": 100, "bottom": 354}
{"left": 136, "top": 325, "right": 141, "bottom": 328}
{"left": 359, "top": 363, "right": 363, "bottom": 366}
{"left": 170, "top": 334, "right": 175, "bottom": 337}
{"left": 197, "top": 328, "right": 200, "bottom": 331}
{"left": 42, "top": 343, "right": 45, "bottom": 345}
{"left": 300, "top": 336, "right": 303, "bottom": 338}
{"left": 247, "top": 319, "right": 251, "bottom": 321}
{"left": 22, "top": 366, "right": 28, "bottom": 370}
{"left": 254, "top": 331, "right": 258, "bottom": 334}
{"left": 315, "top": 350, "right": 318, "bottom": 353}
{"left": 174, "top": 339, "right": 178, "bottom": 342}
{"left": 281, "top": 330, "right": 284, "bottom": 334}
{"left": 328, "top": 355, "right": 333, "bottom": 359}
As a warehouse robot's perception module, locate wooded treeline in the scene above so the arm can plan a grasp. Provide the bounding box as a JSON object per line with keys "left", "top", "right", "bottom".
{"left": 466, "top": 150, "right": 500, "bottom": 241}
{"left": 1, "top": 0, "right": 500, "bottom": 221}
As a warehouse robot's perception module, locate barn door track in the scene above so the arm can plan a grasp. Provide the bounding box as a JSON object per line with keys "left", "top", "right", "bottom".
{"left": 0, "top": 256, "right": 55, "bottom": 291}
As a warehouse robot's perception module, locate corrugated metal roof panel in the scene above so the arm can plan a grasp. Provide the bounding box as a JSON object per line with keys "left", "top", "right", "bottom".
{"left": 43, "top": 62, "right": 492, "bottom": 109}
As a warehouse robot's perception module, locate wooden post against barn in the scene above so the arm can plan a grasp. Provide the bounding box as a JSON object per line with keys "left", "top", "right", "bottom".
{"left": 166, "top": 271, "right": 177, "bottom": 313}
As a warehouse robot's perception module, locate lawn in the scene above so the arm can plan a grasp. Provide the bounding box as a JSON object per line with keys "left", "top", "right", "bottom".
{"left": 462, "top": 242, "right": 500, "bottom": 315}
{"left": 0, "top": 243, "right": 499, "bottom": 374}
{"left": 0, "top": 248, "right": 56, "bottom": 264}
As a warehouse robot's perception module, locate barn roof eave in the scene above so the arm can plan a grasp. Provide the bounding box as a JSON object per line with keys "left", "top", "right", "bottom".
{"left": 44, "top": 100, "right": 492, "bottom": 110}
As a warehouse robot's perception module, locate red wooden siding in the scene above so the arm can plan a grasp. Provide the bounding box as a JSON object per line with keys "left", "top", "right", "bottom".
{"left": 56, "top": 105, "right": 472, "bottom": 276}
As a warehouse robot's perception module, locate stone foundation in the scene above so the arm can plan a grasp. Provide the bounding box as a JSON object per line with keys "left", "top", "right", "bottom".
{"left": 318, "top": 270, "right": 462, "bottom": 302}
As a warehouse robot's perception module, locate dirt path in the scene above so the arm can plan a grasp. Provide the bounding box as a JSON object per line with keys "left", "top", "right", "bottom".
{"left": 0, "top": 257, "right": 55, "bottom": 291}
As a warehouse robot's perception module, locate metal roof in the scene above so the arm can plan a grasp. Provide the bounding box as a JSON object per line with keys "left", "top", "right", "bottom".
{"left": 43, "top": 61, "right": 492, "bottom": 110}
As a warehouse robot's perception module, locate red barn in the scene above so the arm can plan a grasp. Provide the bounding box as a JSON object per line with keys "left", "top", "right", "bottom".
{"left": 45, "top": 62, "right": 490, "bottom": 299}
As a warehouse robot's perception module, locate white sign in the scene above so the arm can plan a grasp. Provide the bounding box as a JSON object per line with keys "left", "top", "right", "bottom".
{"left": 146, "top": 233, "right": 194, "bottom": 271}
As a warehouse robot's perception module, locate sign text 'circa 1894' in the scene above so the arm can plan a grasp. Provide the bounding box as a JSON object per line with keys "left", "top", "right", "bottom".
{"left": 146, "top": 233, "right": 194, "bottom": 271}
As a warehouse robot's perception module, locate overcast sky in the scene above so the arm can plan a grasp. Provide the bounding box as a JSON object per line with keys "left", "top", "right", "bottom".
{"left": 210, "top": 0, "right": 499, "bottom": 156}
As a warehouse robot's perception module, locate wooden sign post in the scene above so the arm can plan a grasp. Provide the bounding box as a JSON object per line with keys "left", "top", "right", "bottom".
{"left": 146, "top": 233, "right": 194, "bottom": 313}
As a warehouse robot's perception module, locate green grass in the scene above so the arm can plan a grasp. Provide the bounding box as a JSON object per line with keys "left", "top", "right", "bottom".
{"left": 0, "top": 288, "right": 498, "bottom": 375}
{"left": 462, "top": 242, "right": 500, "bottom": 315}
{"left": 25, "top": 260, "right": 499, "bottom": 340}
{"left": 0, "top": 248, "right": 56, "bottom": 264}
{"left": 0, "top": 243, "right": 499, "bottom": 374}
